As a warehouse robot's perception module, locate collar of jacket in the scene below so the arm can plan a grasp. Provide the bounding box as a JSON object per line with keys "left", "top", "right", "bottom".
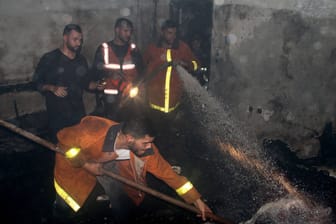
{"left": 157, "top": 38, "right": 180, "bottom": 49}
{"left": 139, "top": 148, "right": 154, "bottom": 157}
{"left": 102, "top": 123, "right": 122, "bottom": 152}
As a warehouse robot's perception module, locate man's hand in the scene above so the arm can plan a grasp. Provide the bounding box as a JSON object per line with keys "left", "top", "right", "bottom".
{"left": 52, "top": 86, "right": 68, "bottom": 97}
{"left": 42, "top": 84, "right": 68, "bottom": 97}
{"left": 83, "top": 162, "right": 103, "bottom": 175}
{"left": 96, "top": 82, "right": 106, "bottom": 91}
{"left": 89, "top": 80, "right": 106, "bottom": 91}
{"left": 193, "top": 198, "right": 213, "bottom": 221}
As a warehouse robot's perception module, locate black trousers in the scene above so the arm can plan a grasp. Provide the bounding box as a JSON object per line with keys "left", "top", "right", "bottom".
{"left": 53, "top": 182, "right": 107, "bottom": 223}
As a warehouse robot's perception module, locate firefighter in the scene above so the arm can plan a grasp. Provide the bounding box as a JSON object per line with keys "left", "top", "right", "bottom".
{"left": 90, "top": 18, "right": 144, "bottom": 121}
{"left": 143, "top": 19, "right": 199, "bottom": 123}
{"left": 54, "top": 115, "right": 212, "bottom": 223}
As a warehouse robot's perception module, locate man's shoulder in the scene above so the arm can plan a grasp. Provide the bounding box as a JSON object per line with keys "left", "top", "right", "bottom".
{"left": 144, "top": 43, "right": 160, "bottom": 54}
{"left": 44, "top": 48, "right": 60, "bottom": 56}
{"left": 40, "top": 49, "right": 61, "bottom": 61}
{"left": 146, "top": 42, "right": 158, "bottom": 49}
{"left": 97, "top": 40, "right": 114, "bottom": 48}
{"left": 58, "top": 116, "right": 117, "bottom": 141}
{"left": 177, "top": 40, "right": 190, "bottom": 49}
{"left": 96, "top": 41, "right": 113, "bottom": 52}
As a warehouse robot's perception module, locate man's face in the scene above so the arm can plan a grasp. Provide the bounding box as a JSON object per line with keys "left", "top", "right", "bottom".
{"left": 64, "top": 30, "right": 83, "bottom": 53}
{"left": 127, "top": 134, "right": 155, "bottom": 156}
{"left": 115, "top": 25, "right": 133, "bottom": 44}
{"left": 162, "top": 27, "right": 177, "bottom": 45}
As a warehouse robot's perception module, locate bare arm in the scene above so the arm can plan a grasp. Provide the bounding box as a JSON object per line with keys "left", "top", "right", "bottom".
{"left": 82, "top": 151, "right": 118, "bottom": 176}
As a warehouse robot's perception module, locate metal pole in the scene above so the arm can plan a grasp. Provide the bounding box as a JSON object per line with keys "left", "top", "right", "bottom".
{"left": 0, "top": 119, "right": 235, "bottom": 224}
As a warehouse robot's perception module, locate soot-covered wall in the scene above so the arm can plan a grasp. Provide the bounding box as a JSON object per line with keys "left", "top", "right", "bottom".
{"left": 210, "top": 0, "right": 336, "bottom": 158}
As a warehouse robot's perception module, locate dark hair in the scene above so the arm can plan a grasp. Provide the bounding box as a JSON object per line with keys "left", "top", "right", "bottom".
{"left": 114, "top": 17, "right": 133, "bottom": 29}
{"left": 63, "top": 24, "right": 82, "bottom": 35}
{"left": 161, "top": 19, "right": 178, "bottom": 30}
{"left": 121, "top": 117, "right": 155, "bottom": 139}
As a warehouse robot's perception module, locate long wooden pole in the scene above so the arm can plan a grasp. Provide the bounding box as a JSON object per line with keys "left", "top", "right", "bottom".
{"left": 0, "top": 119, "right": 235, "bottom": 224}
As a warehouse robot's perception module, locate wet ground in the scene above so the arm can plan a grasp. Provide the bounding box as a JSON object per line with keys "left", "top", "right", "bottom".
{"left": 1, "top": 111, "right": 336, "bottom": 224}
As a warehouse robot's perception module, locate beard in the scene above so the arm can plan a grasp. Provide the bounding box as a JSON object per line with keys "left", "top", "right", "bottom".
{"left": 118, "top": 35, "right": 130, "bottom": 45}
{"left": 128, "top": 142, "right": 144, "bottom": 156}
{"left": 67, "top": 42, "right": 81, "bottom": 54}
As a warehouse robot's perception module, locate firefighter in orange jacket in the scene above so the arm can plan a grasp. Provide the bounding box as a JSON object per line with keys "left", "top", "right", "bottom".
{"left": 143, "top": 19, "right": 199, "bottom": 114}
{"left": 54, "top": 116, "right": 212, "bottom": 222}
{"left": 90, "top": 18, "right": 144, "bottom": 121}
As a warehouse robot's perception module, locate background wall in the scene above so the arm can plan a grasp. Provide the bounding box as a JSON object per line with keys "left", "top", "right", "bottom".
{"left": 210, "top": 0, "right": 336, "bottom": 157}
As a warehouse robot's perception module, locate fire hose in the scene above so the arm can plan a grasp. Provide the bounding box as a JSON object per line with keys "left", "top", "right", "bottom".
{"left": 0, "top": 119, "right": 235, "bottom": 224}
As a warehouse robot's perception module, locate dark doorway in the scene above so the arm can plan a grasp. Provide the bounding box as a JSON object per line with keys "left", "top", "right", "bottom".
{"left": 169, "top": 0, "right": 213, "bottom": 85}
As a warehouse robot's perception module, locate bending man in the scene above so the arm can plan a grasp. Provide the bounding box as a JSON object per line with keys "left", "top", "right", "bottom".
{"left": 54, "top": 115, "right": 212, "bottom": 223}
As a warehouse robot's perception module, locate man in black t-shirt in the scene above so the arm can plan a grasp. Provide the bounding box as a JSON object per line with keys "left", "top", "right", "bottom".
{"left": 33, "top": 24, "right": 102, "bottom": 223}
{"left": 90, "top": 18, "right": 144, "bottom": 121}
{"left": 33, "top": 24, "right": 97, "bottom": 143}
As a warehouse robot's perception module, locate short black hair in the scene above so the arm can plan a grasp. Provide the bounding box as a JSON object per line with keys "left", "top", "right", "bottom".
{"left": 114, "top": 17, "right": 133, "bottom": 29}
{"left": 121, "top": 117, "right": 155, "bottom": 139}
{"left": 161, "top": 19, "right": 178, "bottom": 30}
{"left": 63, "top": 24, "right": 82, "bottom": 35}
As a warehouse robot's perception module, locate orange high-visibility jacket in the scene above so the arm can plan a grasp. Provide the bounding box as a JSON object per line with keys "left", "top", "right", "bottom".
{"left": 54, "top": 116, "right": 201, "bottom": 211}
{"left": 143, "top": 40, "right": 199, "bottom": 113}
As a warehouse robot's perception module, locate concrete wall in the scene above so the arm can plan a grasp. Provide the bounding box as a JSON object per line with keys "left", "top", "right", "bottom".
{"left": 0, "top": 0, "right": 170, "bottom": 118}
{"left": 210, "top": 0, "right": 336, "bottom": 157}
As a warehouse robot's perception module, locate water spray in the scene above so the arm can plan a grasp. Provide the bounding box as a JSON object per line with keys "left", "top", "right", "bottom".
{"left": 175, "top": 65, "right": 333, "bottom": 223}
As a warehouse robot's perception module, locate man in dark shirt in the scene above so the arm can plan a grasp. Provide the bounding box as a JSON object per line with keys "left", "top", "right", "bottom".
{"left": 33, "top": 24, "right": 95, "bottom": 143}
{"left": 90, "top": 18, "right": 144, "bottom": 121}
